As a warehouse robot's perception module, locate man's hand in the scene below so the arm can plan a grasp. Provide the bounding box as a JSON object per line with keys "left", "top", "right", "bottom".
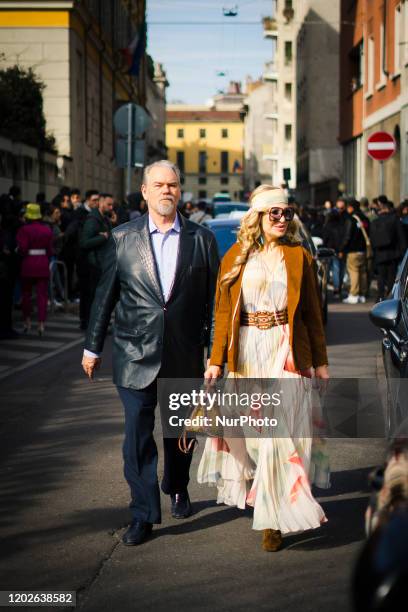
{"left": 82, "top": 355, "right": 102, "bottom": 380}
{"left": 99, "top": 232, "right": 109, "bottom": 239}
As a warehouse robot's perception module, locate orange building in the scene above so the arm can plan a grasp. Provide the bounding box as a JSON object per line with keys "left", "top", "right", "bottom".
{"left": 340, "top": 0, "right": 407, "bottom": 202}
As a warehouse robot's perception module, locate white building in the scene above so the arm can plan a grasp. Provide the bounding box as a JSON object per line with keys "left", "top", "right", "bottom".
{"left": 262, "top": 1, "right": 308, "bottom": 190}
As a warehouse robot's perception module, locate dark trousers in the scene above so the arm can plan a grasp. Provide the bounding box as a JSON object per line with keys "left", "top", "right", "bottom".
{"left": 377, "top": 260, "right": 398, "bottom": 299}
{"left": 117, "top": 381, "right": 193, "bottom": 523}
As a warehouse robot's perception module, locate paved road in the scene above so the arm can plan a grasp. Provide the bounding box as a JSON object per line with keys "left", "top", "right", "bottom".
{"left": 0, "top": 298, "right": 387, "bottom": 612}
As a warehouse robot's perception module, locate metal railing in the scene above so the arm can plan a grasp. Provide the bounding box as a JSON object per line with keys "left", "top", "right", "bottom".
{"left": 49, "top": 259, "right": 68, "bottom": 314}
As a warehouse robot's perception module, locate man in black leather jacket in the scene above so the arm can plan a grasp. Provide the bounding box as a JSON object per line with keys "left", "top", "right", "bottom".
{"left": 81, "top": 161, "right": 220, "bottom": 546}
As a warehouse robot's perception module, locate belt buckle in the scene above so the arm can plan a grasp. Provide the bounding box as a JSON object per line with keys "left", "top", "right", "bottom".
{"left": 255, "top": 311, "right": 274, "bottom": 330}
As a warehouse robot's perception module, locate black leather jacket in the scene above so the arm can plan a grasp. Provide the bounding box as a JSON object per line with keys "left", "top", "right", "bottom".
{"left": 85, "top": 214, "right": 220, "bottom": 389}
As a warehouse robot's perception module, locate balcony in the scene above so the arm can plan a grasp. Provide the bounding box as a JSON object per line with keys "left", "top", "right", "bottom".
{"left": 262, "top": 16, "right": 278, "bottom": 38}
{"left": 263, "top": 61, "right": 278, "bottom": 82}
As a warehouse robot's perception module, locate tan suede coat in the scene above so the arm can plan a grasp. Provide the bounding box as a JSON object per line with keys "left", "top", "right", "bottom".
{"left": 209, "top": 241, "right": 328, "bottom": 371}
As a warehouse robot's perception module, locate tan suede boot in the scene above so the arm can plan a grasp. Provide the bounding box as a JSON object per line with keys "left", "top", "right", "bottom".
{"left": 262, "top": 529, "right": 282, "bottom": 552}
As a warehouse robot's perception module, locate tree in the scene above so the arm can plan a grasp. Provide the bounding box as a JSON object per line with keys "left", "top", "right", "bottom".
{"left": 0, "top": 62, "right": 56, "bottom": 152}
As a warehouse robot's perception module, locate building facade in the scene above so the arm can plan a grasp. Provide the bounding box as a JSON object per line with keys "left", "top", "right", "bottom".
{"left": 340, "top": 0, "right": 407, "bottom": 203}
{"left": 0, "top": 0, "right": 167, "bottom": 199}
{"left": 166, "top": 105, "right": 245, "bottom": 201}
{"left": 260, "top": 0, "right": 308, "bottom": 191}
{"left": 296, "top": 0, "right": 342, "bottom": 205}
{"left": 244, "top": 78, "right": 278, "bottom": 190}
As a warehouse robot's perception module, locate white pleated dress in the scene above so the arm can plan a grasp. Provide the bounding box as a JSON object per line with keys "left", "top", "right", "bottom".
{"left": 197, "top": 245, "right": 330, "bottom": 533}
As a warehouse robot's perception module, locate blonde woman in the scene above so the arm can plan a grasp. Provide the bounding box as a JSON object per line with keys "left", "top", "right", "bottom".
{"left": 198, "top": 185, "right": 330, "bottom": 551}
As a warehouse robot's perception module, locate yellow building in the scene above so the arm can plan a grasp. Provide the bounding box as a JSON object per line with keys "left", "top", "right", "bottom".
{"left": 166, "top": 105, "right": 244, "bottom": 200}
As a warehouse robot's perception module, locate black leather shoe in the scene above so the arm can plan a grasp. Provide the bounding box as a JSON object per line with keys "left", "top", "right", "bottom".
{"left": 171, "top": 491, "right": 192, "bottom": 519}
{"left": 122, "top": 520, "right": 153, "bottom": 546}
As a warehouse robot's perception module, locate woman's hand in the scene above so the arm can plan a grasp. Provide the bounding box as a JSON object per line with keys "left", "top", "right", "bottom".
{"left": 314, "top": 365, "right": 329, "bottom": 379}
{"left": 204, "top": 364, "right": 222, "bottom": 381}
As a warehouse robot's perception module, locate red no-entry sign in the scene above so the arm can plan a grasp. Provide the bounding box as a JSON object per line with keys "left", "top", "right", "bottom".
{"left": 367, "top": 131, "right": 397, "bottom": 161}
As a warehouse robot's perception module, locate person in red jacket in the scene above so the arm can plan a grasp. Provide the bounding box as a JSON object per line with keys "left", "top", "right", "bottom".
{"left": 16, "top": 203, "right": 53, "bottom": 335}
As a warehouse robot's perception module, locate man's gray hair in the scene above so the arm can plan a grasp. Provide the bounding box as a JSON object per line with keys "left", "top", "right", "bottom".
{"left": 142, "top": 160, "right": 181, "bottom": 186}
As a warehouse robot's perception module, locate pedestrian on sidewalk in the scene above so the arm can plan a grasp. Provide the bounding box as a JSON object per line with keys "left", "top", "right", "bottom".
{"left": 81, "top": 161, "right": 219, "bottom": 546}
{"left": 16, "top": 203, "right": 53, "bottom": 335}
{"left": 200, "top": 185, "right": 330, "bottom": 552}
{"left": 189, "top": 200, "right": 212, "bottom": 224}
{"left": 370, "top": 200, "right": 406, "bottom": 301}
{"left": 339, "top": 199, "right": 370, "bottom": 304}
{"left": 323, "top": 209, "right": 344, "bottom": 297}
{"left": 79, "top": 192, "right": 112, "bottom": 330}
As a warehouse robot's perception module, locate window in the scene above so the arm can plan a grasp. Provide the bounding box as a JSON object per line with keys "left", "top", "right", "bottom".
{"left": 284, "top": 82, "right": 292, "bottom": 101}
{"left": 220, "top": 177, "right": 229, "bottom": 185}
{"left": 221, "top": 128, "right": 229, "bottom": 138}
{"left": 350, "top": 40, "right": 364, "bottom": 91}
{"left": 177, "top": 128, "right": 184, "bottom": 138}
{"left": 367, "top": 36, "right": 374, "bottom": 94}
{"left": 285, "top": 124, "right": 292, "bottom": 142}
{"left": 198, "top": 151, "right": 207, "bottom": 174}
{"left": 198, "top": 190, "right": 207, "bottom": 199}
{"left": 394, "top": 3, "right": 402, "bottom": 74}
{"left": 199, "top": 128, "right": 206, "bottom": 138}
{"left": 221, "top": 151, "right": 229, "bottom": 174}
{"left": 198, "top": 177, "right": 207, "bottom": 184}
{"left": 176, "top": 151, "right": 185, "bottom": 173}
{"left": 284, "top": 41, "right": 292, "bottom": 65}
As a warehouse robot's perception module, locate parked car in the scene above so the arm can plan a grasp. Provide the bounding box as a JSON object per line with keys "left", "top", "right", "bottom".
{"left": 212, "top": 192, "right": 231, "bottom": 203}
{"left": 203, "top": 216, "right": 333, "bottom": 322}
{"left": 370, "top": 249, "right": 408, "bottom": 438}
{"left": 211, "top": 202, "right": 249, "bottom": 218}
{"left": 203, "top": 218, "right": 240, "bottom": 257}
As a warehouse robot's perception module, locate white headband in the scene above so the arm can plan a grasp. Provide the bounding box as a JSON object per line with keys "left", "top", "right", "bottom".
{"left": 250, "top": 190, "right": 288, "bottom": 212}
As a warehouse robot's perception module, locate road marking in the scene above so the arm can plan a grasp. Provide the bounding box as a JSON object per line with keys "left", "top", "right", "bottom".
{"left": 45, "top": 320, "right": 79, "bottom": 328}
{"left": 0, "top": 339, "right": 62, "bottom": 349}
{"left": 0, "top": 349, "right": 41, "bottom": 360}
{"left": 41, "top": 331, "right": 82, "bottom": 339}
{"left": 0, "top": 336, "right": 84, "bottom": 382}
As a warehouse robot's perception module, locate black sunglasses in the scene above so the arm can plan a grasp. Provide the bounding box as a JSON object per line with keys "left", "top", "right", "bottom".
{"left": 268, "top": 207, "right": 295, "bottom": 222}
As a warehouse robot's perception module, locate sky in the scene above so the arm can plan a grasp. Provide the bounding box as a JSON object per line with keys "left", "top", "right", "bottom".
{"left": 146, "top": 0, "right": 273, "bottom": 104}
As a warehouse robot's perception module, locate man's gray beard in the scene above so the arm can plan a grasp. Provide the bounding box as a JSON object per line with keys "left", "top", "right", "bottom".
{"left": 156, "top": 202, "right": 175, "bottom": 216}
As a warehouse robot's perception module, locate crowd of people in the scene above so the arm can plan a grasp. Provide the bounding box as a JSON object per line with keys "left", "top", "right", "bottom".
{"left": 1, "top": 182, "right": 407, "bottom": 340}
{"left": 298, "top": 194, "right": 408, "bottom": 304}
{"left": 0, "top": 185, "right": 147, "bottom": 339}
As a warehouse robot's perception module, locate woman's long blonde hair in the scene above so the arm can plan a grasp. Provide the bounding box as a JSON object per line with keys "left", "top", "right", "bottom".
{"left": 220, "top": 184, "right": 301, "bottom": 288}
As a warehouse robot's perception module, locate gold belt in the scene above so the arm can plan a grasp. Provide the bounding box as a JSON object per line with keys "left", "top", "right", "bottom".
{"left": 240, "top": 308, "right": 288, "bottom": 330}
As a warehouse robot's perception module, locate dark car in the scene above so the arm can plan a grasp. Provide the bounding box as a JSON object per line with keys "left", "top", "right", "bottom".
{"left": 370, "top": 249, "right": 408, "bottom": 437}
{"left": 203, "top": 217, "right": 333, "bottom": 322}
{"left": 211, "top": 202, "right": 249, "bottom": 218}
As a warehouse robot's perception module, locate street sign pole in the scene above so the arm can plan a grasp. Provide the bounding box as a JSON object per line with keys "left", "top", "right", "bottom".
{"left": 380, "top": 161, "right": 384, "bottom": 195}
{"left": 126, "top": 104, "right": 133, "bottom": 196}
